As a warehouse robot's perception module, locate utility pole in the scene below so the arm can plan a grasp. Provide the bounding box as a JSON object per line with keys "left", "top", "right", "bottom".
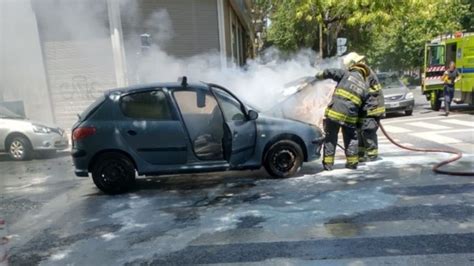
{"left": 107, "top": 0, "right": 128, "bottom": 87}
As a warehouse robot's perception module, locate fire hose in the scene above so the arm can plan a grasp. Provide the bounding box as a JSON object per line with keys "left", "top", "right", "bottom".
{"left": 377, "top": 120, "right": 473, "bottom": 176}
{"left": 337, "top": 121, "right": 473, "bottom": 176}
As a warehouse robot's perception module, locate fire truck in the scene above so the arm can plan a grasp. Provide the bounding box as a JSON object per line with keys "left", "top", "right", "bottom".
{"left": 422, "top": 32, "right": 474, "bottom": 110}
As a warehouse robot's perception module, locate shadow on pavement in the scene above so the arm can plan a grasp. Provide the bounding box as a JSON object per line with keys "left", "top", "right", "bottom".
{"left": 0, "top": 150, "right": 70, "bottom": 162}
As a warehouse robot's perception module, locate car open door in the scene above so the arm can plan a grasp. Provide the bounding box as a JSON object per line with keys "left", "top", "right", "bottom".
{"left": 210, "top": 84, "right": 257, "bottom": 167}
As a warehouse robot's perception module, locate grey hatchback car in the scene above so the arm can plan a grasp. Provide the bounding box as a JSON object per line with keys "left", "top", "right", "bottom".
{"left": 72, "top": 79, "right": 324, "bottom": 194}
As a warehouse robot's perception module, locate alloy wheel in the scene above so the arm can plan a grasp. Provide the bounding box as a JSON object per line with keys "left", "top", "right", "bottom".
{"left": 10, "top": 140, "right": 25, "bottom": 159}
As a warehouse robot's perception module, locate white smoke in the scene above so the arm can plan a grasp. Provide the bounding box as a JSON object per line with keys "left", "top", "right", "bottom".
{"left": 123, "top": 7, "right": 342, "bottom": 126}
{"left": 0, "top": 1, "right": 342, "bottom": 128}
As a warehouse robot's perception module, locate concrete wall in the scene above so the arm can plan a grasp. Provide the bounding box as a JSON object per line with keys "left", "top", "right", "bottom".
{"left": 0, "top": 0, "right": 53, "bottom": 123}
{"left": 32, "top": 0, "right": 117, "bottom": 129}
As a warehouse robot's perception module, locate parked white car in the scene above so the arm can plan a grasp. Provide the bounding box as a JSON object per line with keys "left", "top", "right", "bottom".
{"left": 0, "top": 106, "right": 68, "bottom": 160}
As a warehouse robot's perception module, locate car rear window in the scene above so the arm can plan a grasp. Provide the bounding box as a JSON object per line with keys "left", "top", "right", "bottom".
{"left": 79, "top": 95, "right": 105, "bottom": 121}
{"left": 120, "top": 90, "right": 173, "bottom": 120}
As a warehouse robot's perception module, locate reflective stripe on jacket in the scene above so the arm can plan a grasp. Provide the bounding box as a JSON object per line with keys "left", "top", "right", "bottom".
{"left": 362, "top": 69, "right": 385, "bottom": 118}
{"left": 321, "top": 68, "right": 369, "bottom": 127}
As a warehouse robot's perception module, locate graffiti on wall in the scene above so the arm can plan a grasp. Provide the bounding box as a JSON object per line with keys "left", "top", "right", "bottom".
{"left": 59, "top": 75, "right": 103, "bottom": 101}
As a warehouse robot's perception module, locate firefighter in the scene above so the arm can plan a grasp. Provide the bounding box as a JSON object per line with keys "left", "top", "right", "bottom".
{"left": 315, "top": 62, "right": 371, "bottom": 170}
{"left": 343, "top": 53, "right": 385, "bottom": 162}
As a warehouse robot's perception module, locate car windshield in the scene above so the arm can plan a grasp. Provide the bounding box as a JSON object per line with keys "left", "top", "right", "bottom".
{"left": 208, "top": 85, "right": 260, "bottom": 112}
{"left": 377, "top": 74, "right": 404, "bottom": 89}
{"left": 0, "top": 106, "right": 25, "bottom": 119}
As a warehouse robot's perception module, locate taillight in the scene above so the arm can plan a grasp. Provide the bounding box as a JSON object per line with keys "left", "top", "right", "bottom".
{"left": 72, "top": 127, "right": 96, "bottom": 141}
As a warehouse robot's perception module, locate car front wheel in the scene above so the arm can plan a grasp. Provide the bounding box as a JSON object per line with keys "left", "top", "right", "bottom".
{"left": 264, "top": 140, "right": 304, "bottom": 178}
{"left": 91, "top": 152, "right": 136, "bottom": 194}
{"left": 7, "top": 136, "right": 32, "bottom": 161}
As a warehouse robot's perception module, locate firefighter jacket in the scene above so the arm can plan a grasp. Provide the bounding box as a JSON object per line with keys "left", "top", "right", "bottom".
{"left": 362, "top": 69, "right": 385, "bottom": 118}
{"left": 318, "top": 68, "right": 369, "bottom": 128}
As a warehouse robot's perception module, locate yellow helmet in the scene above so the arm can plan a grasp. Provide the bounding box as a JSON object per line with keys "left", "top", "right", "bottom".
{"left": 350, "top": 63, "right": 370, "bottom": 78}
{"left": 343, "top": 52, "right": 365, "bottom": 68}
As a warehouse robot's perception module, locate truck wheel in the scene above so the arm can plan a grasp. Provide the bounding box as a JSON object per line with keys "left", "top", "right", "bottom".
{"left": 430, "top": 91, "right": 441, "bottom": 111}
{"left": 91, "top": 152, "right": 136, "bottom": 194}
{"left": 264, "top": 140, "right": 303, "bottom": 178}
{"left": 7, "top": 136, "right": 32, "bottom": 161}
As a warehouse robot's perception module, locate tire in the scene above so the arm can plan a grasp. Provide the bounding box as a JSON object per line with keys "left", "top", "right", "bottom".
{"left": 264, "top": 140, "right": 304, "bottom": 178}
{"left": 430, "top": 91, "right": 441, "bottom": 111}
{"left": 405, "top": 109, "right": 413, "bottom": 116}
{"left": 91, "top": 152, "right": 136, "bottom": 194}
{"left": 7, "top": 136, "right": 32, "bottom": 161}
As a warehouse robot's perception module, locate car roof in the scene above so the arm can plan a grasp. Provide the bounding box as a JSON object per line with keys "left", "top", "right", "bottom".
{"left": 106, "top": 82, "right": 210, "bottom": 95}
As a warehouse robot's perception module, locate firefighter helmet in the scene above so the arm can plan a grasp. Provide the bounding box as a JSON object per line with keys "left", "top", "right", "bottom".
{"left": 349, "top": 63, "right": 370, "bottom": 78}
{"left": 343, "top": 52, "right": 365, "bottom": 68}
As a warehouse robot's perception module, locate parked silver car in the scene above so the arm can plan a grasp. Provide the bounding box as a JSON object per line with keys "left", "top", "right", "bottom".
{"left": 377, "top": 73, "right": 415, "bottom": 116}
{"left": 0, "top": 106, "right": 69, "bottom": 160}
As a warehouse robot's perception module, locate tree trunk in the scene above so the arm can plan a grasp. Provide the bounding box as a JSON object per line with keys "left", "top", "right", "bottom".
{"left": 319, "top": 23, "right": 323, "bottom": 58}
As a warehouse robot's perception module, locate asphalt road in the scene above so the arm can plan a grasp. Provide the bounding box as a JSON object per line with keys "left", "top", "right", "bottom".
{"left": 1, "top": 88, "right": 473, "bottom": 265}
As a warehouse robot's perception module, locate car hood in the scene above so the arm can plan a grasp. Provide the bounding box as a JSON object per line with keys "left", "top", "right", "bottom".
{"left": 0, "top": 118, "right": 62, "bottom": 129}
{"left": 383, "top": 86, "right": 408, "bottom": 96}
{"left": 261, "top": 77, "right": 335, "bottom": 128}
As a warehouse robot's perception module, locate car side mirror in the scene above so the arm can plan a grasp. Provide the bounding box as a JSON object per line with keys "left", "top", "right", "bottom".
{"left": 248, "top": 110, "right": 258, "bottom": 120}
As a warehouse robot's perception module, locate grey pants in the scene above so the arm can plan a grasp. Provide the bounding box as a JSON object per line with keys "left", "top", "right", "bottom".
{"left": 358, "top": 118, "right": 379, "bottom": 159}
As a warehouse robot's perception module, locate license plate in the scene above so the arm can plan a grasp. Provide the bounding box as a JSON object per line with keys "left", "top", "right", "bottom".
{"left": 388, "top": 102, "right": 400, "bottom": 108}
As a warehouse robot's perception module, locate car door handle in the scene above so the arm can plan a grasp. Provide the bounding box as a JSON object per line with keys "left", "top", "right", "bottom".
{"left": 127, "top": 130, "right": 137, "bottom": 136}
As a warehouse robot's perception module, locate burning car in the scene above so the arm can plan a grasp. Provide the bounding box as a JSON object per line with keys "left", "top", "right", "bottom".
{"left": 0, "top": 106, "right": 69, "bottom": 160}
{"left": 72, "top": 78, "right": 324, "bottom": 194}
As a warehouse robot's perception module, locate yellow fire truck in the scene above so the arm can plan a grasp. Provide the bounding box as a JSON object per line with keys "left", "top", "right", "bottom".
{"left": 422, "top": 32, "right": 474, "bottom": 110}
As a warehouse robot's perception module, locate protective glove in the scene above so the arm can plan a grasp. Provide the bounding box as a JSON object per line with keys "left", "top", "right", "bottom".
{"left": 315, "top": 70, "right": 325, "bottom": 80}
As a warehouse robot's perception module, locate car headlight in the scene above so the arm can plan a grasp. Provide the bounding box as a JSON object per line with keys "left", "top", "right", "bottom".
{"left": 33, "top": 124, "right": 51, "bottom": 134}
{"left": 405, "top": 92, "right": 414, "bottom": 100}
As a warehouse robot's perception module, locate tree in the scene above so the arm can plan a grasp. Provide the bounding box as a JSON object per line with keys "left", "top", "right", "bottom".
{"left": 266, "top": 0, "right": 399, "bottom": 57}
{"left": 251, "top": 0, "right": 274, "bottom": 53}
{"left": 263, "top": 0, "right": 471, "bottom": 70}
{"left": 367, "top": 0, "right": 469, "bottom": 70}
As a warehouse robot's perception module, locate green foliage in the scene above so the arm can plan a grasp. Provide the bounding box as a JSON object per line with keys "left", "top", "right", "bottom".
{"left": 259, "top": 0, "right": 472, "bottom": 70}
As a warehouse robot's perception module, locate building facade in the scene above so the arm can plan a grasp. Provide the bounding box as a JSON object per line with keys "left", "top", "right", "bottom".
{"left": 0, "top": 0, "right": 254, "bottom": 129}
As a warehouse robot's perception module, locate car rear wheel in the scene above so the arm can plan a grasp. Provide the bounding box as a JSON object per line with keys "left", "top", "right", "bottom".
{"left": 264, "top": 140, "right": 304, "bottom": 178}
{"left": 7, "top": 136, "right": 32, "bottom": 161}
{"left": 91, "top": 152, "right": 136, "bottom": 194}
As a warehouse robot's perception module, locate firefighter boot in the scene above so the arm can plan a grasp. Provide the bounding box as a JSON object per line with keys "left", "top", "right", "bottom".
{"left": 358, "top": 147, "right": 367, "bottom": 162}
{"left": 323, "top": 163, "right": 334, "bottom": 171}
{"left": 367, "top": 149, "right": 378, "bottom": 161}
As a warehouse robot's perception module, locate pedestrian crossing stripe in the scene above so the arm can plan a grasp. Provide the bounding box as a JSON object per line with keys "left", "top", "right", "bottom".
{"left": 381, "top": 125, "right": 411, "bottom": 133}
{"left": 410, "top": 132, "right": 462, "bottom": 144}
{"left": 406, "top": 122, "right": 450, "bottom": 130}
{"left": 440, "top": 119, "right": 474, "bottom": 127}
